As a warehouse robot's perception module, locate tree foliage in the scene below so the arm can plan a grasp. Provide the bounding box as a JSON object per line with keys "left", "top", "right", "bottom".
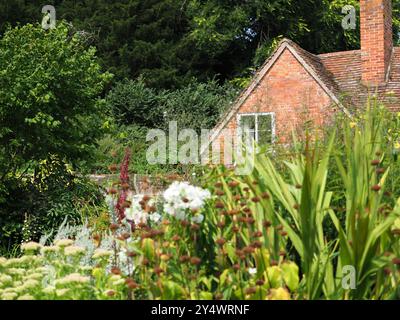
{"left": 2, "top": 0, "right": 399, "bottom": 89}
{"left": 0, "top": 22, "right": 111, "bottom": 182}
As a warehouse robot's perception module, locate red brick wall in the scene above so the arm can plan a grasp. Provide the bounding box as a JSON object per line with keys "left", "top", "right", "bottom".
{"left": 214, "top": 48, "right": 335, "bottom": 159}
{"left": 360, "top": 0, "right": 393, "bottom": 85}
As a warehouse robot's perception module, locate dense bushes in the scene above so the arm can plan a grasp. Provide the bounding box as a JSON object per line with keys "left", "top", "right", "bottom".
{"left": 0, "top": 23, "right": 111, "bottom": 254}
{"left": 92, "top": 78, "right": 238, "bottom": 175}
{"left": 106, "top": 77, "right": 238, "bottom": 132}
{"left": 2, "top": 105, "right": 400, "bottom": 300}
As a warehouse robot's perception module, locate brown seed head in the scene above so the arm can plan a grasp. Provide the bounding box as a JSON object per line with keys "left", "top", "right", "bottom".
{"left": 261, "top": 192, "right": 270, "bottom": 199}
{"left": 232, "top": 264, "right": 240, "bottom": 271}
{"left": 245, "top": 287, "right": 257, "bottom": 295}
{"left": 154, "top": 266, "right": 164, "bottom": 275}
{"left": 190, "top": 257, "right": 202, "bottom": 265}
{"left": 110, "top": 223, "right": 119, "bottom": 232}
{"left": 253, "top": 231, "right": 263, "bottom": 238}
{"left": 179, "top": 255, "right": 190, "bottom": 263}
{"left": 256, "top": 279, "right": 265, "bottom": 286}
{"left": 215, "top": 201, "right": 225, "bottom": 209}
{"left": 121, "top": 183, "right": 130, "bottom": 190}
{"left": 216, "top": 238, "right": 226, "bottom": 246}
{"left": 371, "top": 185, "right": 381, "bottom": 192}
{"left": 371, "top": 159, "right": 380, "bottom": 166}
{"left": 228, "top": 181, "right": 240, "bottom": 188}
{"left": 111, "top": 267, "right": 121, "bottom": 275}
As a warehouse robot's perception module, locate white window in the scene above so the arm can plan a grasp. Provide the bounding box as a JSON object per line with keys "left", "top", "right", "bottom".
{"left": 237, "top": 113, "right": 275, "bottom": 147}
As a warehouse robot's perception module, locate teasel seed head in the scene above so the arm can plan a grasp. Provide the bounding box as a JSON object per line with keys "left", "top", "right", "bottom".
{"left": 121, "top": 232, "right": 131, "bottom": 240}
{"left": 121, "top": 183, "right": 130, "bottom": 190}
{"left": 215, "top": 201, "right": 225, "bottom": 209}
{"left": 263, "top": 220, "right": 272, "bottom": 228}
{"left": 216, "top": 238, "right": 226, "bottom": 246}
{"left": 270, "top": 260, "right": 278, "bottom": 266}
{"left": 232, "top": 264, "right": 240, "bottom": 271}
{"left": 253, "top": 231, "right": 263, "bottom": 238}
{"left": 217, "top": 220, "right": 226, "bottom": 228}
{"left": 251, "top": 241, "right": 262, "bottom": 249}
{"left": 179, "top": 255, "right": 190, "bottom": 263}
{"left": 215, "top": 182, "right": 223, "bottom": 188}
{"left": 245, "top": 287, "right": 257, "bottom": 295}
{"left": 214, "top": 293, "right": 223, "bottom": 300}
{"left": 384, "top": 267, "right": 392, "bottom": 275}
{"left": 111, "top": 267, "right": 121, "bottom": 275}
{"left": 256, "top": 279, "right": 265, "bottom": 286}
{"left": 371, "top": 185, "right": 381, "bottom": 192}
{"left": 261, "top": 192, "right": 270, "bottom": 199}
{"left": 376, "top": 167, "right": 385, "bottom": 174}
{"left": 371, "top": 159, "right": 380, "bottom": 166}
{"left": 154, "top": 266, "right": 164, "bottom": 275}
{"left": 110, "top": 223, "right": 119, "bottom": 232}
{"left": 190, "top": 257, "right": 201, "bottom": 265}
{"left": 228, "top": 181, "right": 240, "bottom": 188}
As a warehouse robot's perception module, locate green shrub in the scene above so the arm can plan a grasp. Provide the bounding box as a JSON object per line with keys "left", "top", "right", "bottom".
{"left": 0, "top": 22, "right": 112, "bottom": 252}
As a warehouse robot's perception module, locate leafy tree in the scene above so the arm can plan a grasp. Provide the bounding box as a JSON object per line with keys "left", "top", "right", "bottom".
{"left": 5, "top": 0, "right": 400, "bottom": 89}
{"left": 161, "top": 80, "right": 238, "bottom": 132}
{"left": 105, "top": 77, "right": 165, "bottom": 128}
{"left": 0, "top": 22, "right": 111, "bottom": 184}
{"left": 0, "top": 22, "right": 111, "bottom": 248}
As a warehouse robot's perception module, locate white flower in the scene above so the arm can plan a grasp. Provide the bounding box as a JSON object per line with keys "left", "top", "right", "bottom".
{"left": 0, "top": 275, "right": 12, "bottom": 285}
{"left": 64, "top": 246, "right": 85, "bottom": 257}
{"left": 191, "top": 214, "right": 204, "bottom": 224}
{"left": 41, "top": 246, "right": 60, "bottom": 255}
{"left": 55, "top": 273, "right": 90, "bottom": 285}
{"left": 21, "top": 241, "right": 42, "bottom": 252}
{"left": 7, "top": 268, "right": 25, "bottom": 276}
{"left": 17, "top": 294, "right": 35, "bottom": 300}
{"left": 92, "top": 249, "right": 113, "bottom": 259}
{"left": 124, "top": 194, "right": 156, "bottom": 225}
{"left": 0, "top": 257, "right": 6, "bottom": 266}
{"left": 21, "top": 279, "right": 39, "bottom": 290}
{"left": 25, "top": 273, "right": 43, "bottom": 281}
{"left": 55, "top": 239, "right": 74, "bottom": 247}
{"left": 56, "top": 288, "right": 70, "bottom": 297}
{"left": 149, "top": 213, "right": 162, "bottom": 223}
{"left": 248, "top": 268, "right": 257, "bottom": 275}
{"left": 163, "top": 181, "right": 211, "bottom": 221}
{"left": 1, "top": 292, "right": 17, "bottom": 300}
{"left": 42, "top": 286, "right": 56, "bottom": 294}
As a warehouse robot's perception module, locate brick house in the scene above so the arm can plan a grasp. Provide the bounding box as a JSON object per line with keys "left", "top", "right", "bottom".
{"left": 203, "top": 0, "right": 400, "bottom": 160}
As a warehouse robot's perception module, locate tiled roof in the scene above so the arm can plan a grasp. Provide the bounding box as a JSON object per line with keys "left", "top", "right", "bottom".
{"left": 318, "top": 47, "right": 400, "bottom": 111}
{"left": 205, "top": 39, "right": 400, "bottom": 154}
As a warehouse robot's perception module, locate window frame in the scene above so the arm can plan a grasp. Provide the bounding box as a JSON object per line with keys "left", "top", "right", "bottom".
{"left": 236, "top": 112, "right": 276, "bottom": 146}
